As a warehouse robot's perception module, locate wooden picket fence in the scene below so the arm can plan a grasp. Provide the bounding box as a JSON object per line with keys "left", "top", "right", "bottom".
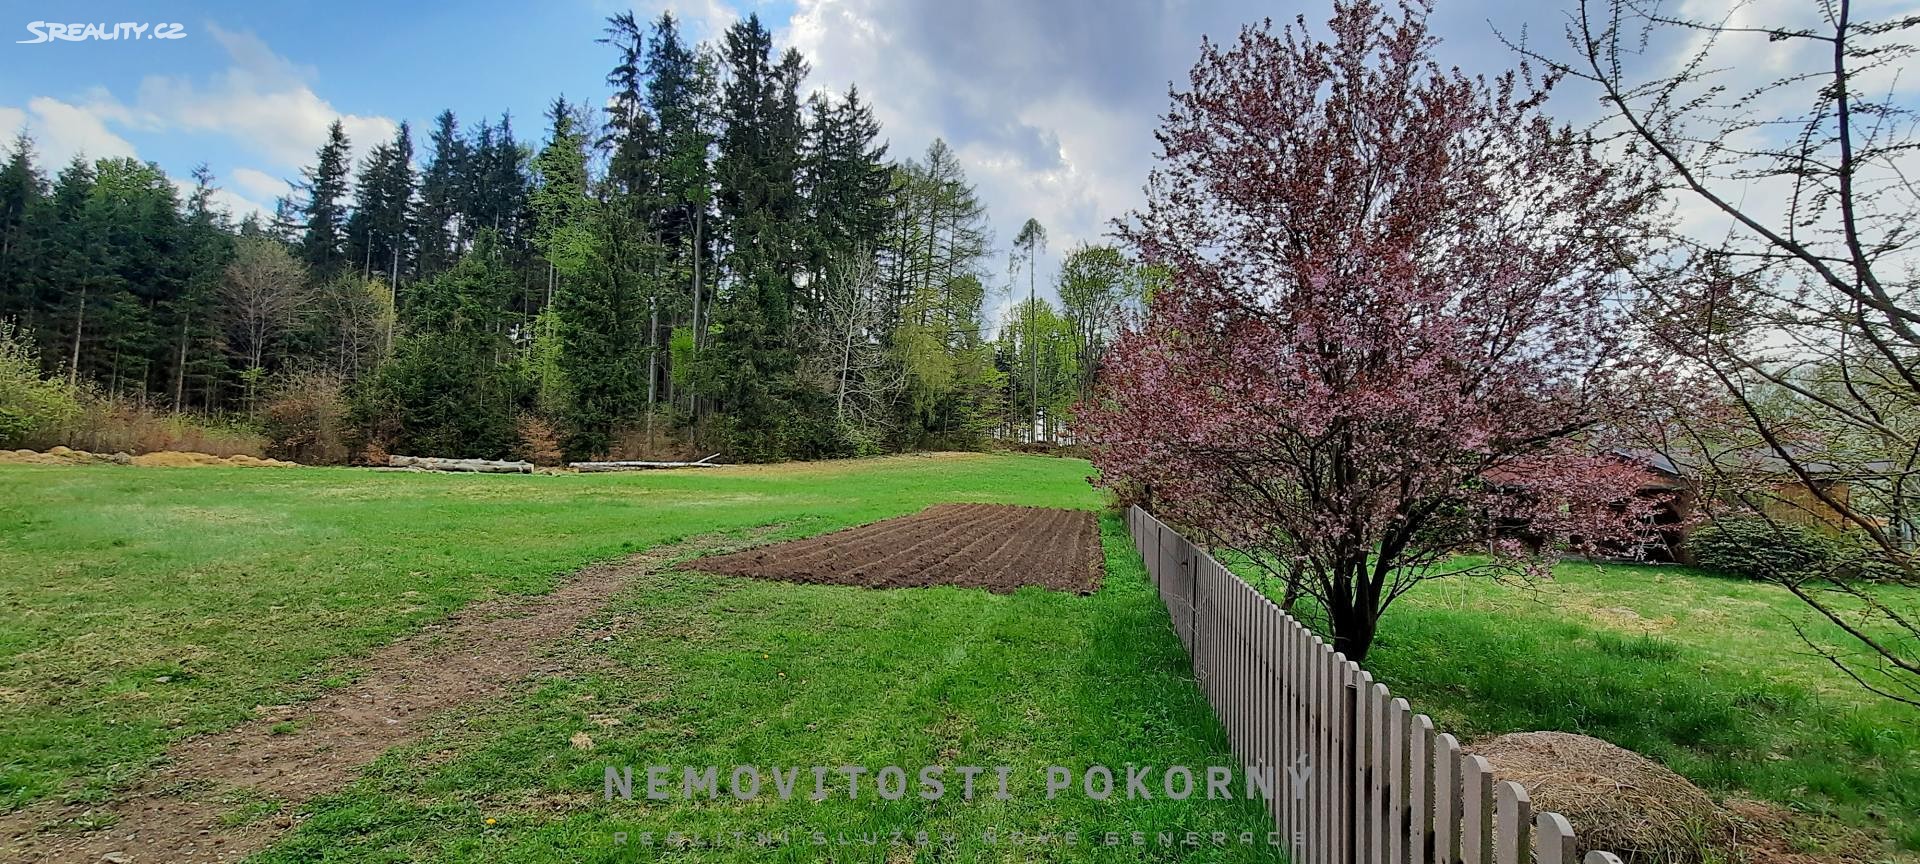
{"left": 1126, "top": 506, "right": 1626, "bottom": 864}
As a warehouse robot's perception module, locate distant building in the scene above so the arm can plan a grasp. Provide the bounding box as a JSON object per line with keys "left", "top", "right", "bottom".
{"left": 1481, "top": 448, "right": 1861, "bottom": 564}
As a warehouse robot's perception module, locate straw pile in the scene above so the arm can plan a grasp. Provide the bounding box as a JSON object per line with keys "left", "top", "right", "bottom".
{"left": 1469, "top": 731, "right": 1730, "bottom": 863}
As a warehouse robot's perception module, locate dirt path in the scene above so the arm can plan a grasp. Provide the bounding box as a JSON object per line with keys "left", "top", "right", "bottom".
{"left": 0, "top": 532, "right": 761, "bottom": 864}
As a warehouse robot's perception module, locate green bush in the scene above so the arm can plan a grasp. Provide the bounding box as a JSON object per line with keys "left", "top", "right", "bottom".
{"left": 0, "top": 321, "right": 80, "bottom": 448}
{"left": 1690, "top": 516, "right": 1836, "bottom": 581}
{"left": 1692, "top": 515, "right": 1910, "bottom": 583}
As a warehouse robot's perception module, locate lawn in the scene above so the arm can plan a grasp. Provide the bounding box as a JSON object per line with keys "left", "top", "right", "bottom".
{"left": 1236, "top": 555, "right": 1920, "bottom": 857}
{"left": 8, "top": 455, "right": 1919, "bottom": 862}
{"left": 1, "top": 454, "right": 1276, "bottom": 861}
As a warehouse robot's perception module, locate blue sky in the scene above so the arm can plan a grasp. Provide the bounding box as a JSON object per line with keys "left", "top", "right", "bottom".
{"left": 2, "top": 0, "right": 1862, "bottom": 312}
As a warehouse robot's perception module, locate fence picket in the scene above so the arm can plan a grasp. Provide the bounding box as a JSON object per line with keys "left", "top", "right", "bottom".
{"left": 1535, "top": 812, "right": 1576, "bottom": 864}
{"left": 1410, "top": 714, "right": 1435, "bottom": 864}
{"left": 1350, "top": 669, "right": 1374, "bottom": 864}
{"left": 1370, "top": 682, "right": 1390, "bottom": 864}
{"left": 1338, "top": 658, "right": 1356, "bottom": 864}
{"left": 1494, "top": 781, "right": 1531, "bottom": 864}
{"left": 1389, "top": 698, "right": 1411, "bottom": 864}
{"left": 1434, "top": 733, "right": 1462, "bottom": 864}
{"left": 1462, "top": 755, "right": 1495, "bottom": 864}
{"left": 1321, "top": 639, "right": 1337, "bottom": 864}
{"left": 1248, "top": 586, "right": 1258, "bottom": 772}
{"left": 1119, "top": 509, "right": 1615, "bottom": 864}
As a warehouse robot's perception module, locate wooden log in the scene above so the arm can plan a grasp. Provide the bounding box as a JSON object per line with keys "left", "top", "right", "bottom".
{"left": 388, "top": 455, "right": 532, "bottom": 474}
{"left": 570, "top": 459, "right": 724, "bottom": 471}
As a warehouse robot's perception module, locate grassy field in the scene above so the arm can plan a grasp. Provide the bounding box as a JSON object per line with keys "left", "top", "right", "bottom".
{"left": 1238, "top": 556, "right": 1920, "bottom": 857}
{"left": 7, "top": 455, "right": 1919, "bottom": 861}
{"left": 1, "top": 455, "right": 1276, "bottom": 861}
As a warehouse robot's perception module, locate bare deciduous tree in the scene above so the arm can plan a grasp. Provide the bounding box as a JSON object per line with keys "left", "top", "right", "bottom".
{"left": 1523, "top": 0, "right": 1920, "bottom": 704}
{"left": 808, "top": 253, "right": 904, "bottom": 443}
{"left": 220, "top": 236, "right": 312, "bottom": 376}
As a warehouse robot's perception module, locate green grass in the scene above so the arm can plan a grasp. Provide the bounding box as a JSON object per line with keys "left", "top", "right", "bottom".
{"left": 2, "top": 455, "right": 1277, "bottom": 861}
{"left": 249, "top": 515, "right": 1277, "bottom": 862}
{"left": 12, "top": 455, "right": 1920, "bottom": 860}
{"left": 1241, "top": 556, "right": 1920, "bottom": 856}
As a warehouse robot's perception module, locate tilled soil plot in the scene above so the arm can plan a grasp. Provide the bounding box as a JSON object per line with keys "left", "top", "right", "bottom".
{"left": 686, "top": 504, "right": 1103, "bottom": 593}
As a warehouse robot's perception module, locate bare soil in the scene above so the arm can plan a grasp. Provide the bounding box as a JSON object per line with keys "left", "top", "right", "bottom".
{"left": 686, "top": 504, "right": 1103, "bottom": 593}
{"left": 0, "top": 532, "right": 761, "bottom": 864}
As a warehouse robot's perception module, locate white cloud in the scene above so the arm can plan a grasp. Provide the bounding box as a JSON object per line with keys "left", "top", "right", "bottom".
{"left": 2, "top": 23, "right": 394, "bottom": 182}
{"left": 0, "top": 95, "right": 139, "bottom": 167}
{"left": 618, "top": 0, "right": 741, "bottom": 41}
{"left": 130, "top": 24, "right": 396, "bottom": 169}
{"left": 0, "top": 24, "right": 382, "bottom": 222}
{"left": 230, "top": 166, "right": 293, "bottom": 204}
{"left": 784, "top": 0, "right": 1265, "bottom": 309}
{"left": 170, "top": 176, "right": 272, "bottom": 223}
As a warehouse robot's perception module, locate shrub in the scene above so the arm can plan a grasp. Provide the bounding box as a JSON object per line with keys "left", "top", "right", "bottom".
{"left": 261, "top": 371, "right": 350, "bottom": 464}
{"left": 59, "top": 390, "right": 266, "bottom": 457}
{"left": 1689, "top": 516, "right": 1835, "bottom": 581}
{"left": 0, "top": 321, "right": 80, "bottom": 448}
{"left": 512, "top": 414, "right": 564, "bottom": 466}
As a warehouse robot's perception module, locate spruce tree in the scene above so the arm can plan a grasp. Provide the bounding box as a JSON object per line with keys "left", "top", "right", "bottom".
{"left": 298, "top": 120, "right": 353, "bottom": 276}
{"left": 416, "top": 110, "right": 468, "bottom": 278}
{"left": 346, "top": 123, "right": 415, "bottom": 284}
{"left": 0, "top": 133, "right": 47, "bottom": 329}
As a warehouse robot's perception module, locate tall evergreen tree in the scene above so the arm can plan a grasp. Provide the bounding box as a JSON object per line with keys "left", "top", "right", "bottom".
{"left": 345, "top": 123, "right": 415, "bottom": 284}
{"left": 707, "top": 14, "right": 820, "bottom": 459}
{"left": 801, "top": 86, "right": 891, "bottom": 293}
{"left": 0, "top": 133, "right": 48, "bottom": 329}
{"left": 169, "top": 165, "right": 235, "bottom": 407}
{"left": 298, "top": 120, "right": 353, "bottom": 276}
{"left": 416, "top": 110, "right": 468, "bottom": 279}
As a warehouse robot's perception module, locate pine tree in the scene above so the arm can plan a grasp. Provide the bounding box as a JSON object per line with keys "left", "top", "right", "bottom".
{"left": 801, "top": 86, "right": 891, "bottom": 293}
{"left": 416, "top": 110, "right": 468, "bottom": 279}
{"left": 0, "top": 133, "right": 48, "bottom": 329}
{"left": 530, "top": 97, "right": 593, "bottom": 279}
{"left": 298, "top": 120, "right": 353, "bottom": 276}
{"left": 554, "top": 203, "right": 653, "bottom": 457}
{"left": 345, "top": 123, "right": 415, "bottom": 284}
{"left": 707, "top": 14, "right": 821, "bottom": 459}
{"left": 356, "top": 232, "right": 526, "bottom": 459}
{"left": 169, "top": 165, "right": 234, "bottom": 407}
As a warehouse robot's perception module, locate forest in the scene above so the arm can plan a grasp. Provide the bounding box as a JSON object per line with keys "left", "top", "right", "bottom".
{"left": 0, "top": 12, "right": 1149, "bottom": 463}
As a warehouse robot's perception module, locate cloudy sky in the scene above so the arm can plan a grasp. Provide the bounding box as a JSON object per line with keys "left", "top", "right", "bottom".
{"left": 0, "top": 0, "right": 1887, "bottom": 309}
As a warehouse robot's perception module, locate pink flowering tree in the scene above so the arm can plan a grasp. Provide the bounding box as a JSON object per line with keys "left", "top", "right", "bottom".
{"left": 1080, "top": 0, "right": 1668, "bottom": 662}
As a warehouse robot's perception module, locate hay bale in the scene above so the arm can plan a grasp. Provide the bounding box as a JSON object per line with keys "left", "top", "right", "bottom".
{"left": 1468, "top": 731, "right": 1730, "bottom": 862}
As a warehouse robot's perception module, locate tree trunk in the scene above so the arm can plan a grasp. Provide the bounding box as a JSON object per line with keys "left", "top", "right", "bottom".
{"left": 837, "top": 319, "right": 854, "bottom": 422}
{"left": 173, "top": 311, "right": 189, "bottom": 408}
{"left": 66, "top": 285, "right": 90, "bottom": 387}
{"left": 689, "top": 209, "right": 703, "bottom": 419}
{"left": 1029, "top": 262, "right": 1038, "bottom": 442}
{"left": 646, "top": 294, "right": 658, "bottom": 446}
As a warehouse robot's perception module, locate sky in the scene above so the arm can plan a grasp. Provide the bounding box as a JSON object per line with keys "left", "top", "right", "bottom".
{"left": 1, "top": 0, "right": 1900, "bottom": 315}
